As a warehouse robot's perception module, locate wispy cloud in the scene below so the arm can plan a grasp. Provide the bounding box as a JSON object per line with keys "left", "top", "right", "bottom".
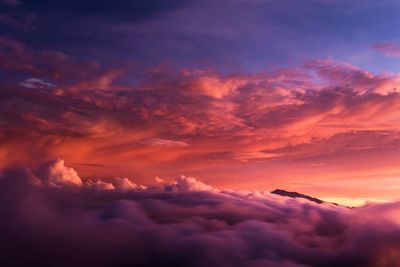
{"left": 140, "top": 138, "right": 190, "bottom": 147}
{"left": 19, "top": 78, "right": 56, "bottom": 89}
{"left": 372, "top": 42, "right": 400, "bottom": 58}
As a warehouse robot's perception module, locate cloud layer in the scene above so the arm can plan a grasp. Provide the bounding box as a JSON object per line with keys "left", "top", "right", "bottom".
{"left": 1, "top": 160, "right": 400, "bottom": 267}
{"left": 2, "top": 38, "right": 400, "bottom": 201}
{"left": 0, "top": 38, "right": 400, "bottom": 199}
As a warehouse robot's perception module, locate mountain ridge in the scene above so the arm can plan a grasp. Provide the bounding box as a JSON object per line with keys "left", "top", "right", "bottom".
{"left": 271, "top": 189, "right": 325, "bottom": 204}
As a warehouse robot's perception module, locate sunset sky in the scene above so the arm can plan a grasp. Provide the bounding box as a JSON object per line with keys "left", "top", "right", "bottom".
{"left": 3, "top": 0, "right": 400, "bottom": 206}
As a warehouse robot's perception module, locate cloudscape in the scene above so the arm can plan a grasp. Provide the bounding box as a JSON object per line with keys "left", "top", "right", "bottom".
{"left": 2, "top": 0, "right": 400, "bottom": 266}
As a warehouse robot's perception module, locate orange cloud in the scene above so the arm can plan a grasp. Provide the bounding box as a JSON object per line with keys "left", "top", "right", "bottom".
{"left": 2, "top": 40, "right": 400, "bottom": 202}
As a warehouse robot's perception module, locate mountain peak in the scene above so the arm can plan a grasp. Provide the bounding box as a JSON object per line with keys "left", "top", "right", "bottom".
{"left": 271, "top": 189, "right": 324, "bottom": 204}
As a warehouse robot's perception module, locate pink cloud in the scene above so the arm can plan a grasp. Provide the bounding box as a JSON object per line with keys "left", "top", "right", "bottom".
{"left": 372, "top": 42, "right": 400, "bottom": 58}
{"left": 189, "top": 73, "right": 246, "bottom": 99}
{"left": 0, "top": 36, "right": 108, "bottom": 81}
{"left": 140, "top": 138, "right": 190, "bottom": 147}
{"left": 164, "top": 175, "right": 217, "bottom": 192}
{"left": 36, "top": 158, "right": 82, "bottom": 187}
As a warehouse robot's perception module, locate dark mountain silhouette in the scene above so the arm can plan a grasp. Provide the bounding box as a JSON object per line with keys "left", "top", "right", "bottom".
{"left": 271, "top": 189, "right": 325, "bottom": 204}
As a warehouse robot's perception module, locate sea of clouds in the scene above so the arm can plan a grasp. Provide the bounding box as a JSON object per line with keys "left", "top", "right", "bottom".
{"left": 1, "top": 159, "right": 400, "bottom": 267}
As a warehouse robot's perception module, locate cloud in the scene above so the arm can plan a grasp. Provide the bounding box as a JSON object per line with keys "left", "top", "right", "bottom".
{"left": 189, "top": 73, "right": 246, "bottom": 99}
{"left": 372, "top": 42, "right": 400, "bottom": 58}
{"left": 113, "top": 177, "right": 147, "bottom": 191}
{"left": 305, "top": 59, "right": 398, "bottom": 94}
{"left": 19, "top": 78, "right": 56, "bottom": 89}
{"left": 84, "top": 177, "right": 147, "bottom": 191}
{"left": 140, "top": 138, "right": 190, "bottom": 147}
{"left": 232, "top": 151, "right": 283, "bottom": 162}
{"left": 2, "top": 41, "right": 400, "bottom": 193}
{"left": 23, "top": 0, "right": 191, "bottom": 22}
{"left": 0, "top": 36, "right": 104, "bottom": 80}
{"left": 85, "top": 179, "right": 115, "bottom": 190}
{"left": 32, "top": 159, "right": 148, "bottom": 192}
{"left": 35, "top": 158, "right": 82, "bottom": 187}
{"left": 155, "top": 176, "right": 164, "bottom": 183}
{"left": 1, "top": 161, "right": 400, "bottom": 266}
{"left": 164, "top": 175, "right": 217, "bottom": 192}
{"left": 0, "top": 0, "right": 21, "bottom": 7}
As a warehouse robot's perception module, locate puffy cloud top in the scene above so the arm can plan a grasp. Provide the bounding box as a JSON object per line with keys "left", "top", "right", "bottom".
{"left": 36, "top": 159, "right": 82, "bottom": 187}
{"left": 164, "top": 175, "right": 217, "bottom": 192}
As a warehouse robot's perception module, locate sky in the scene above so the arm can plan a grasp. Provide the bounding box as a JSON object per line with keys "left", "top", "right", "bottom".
{"left": 2, "top": 0, "right": 400, "bottom": 206}
{"left": 5, "top": 1, "right": 400, "bottom": 266}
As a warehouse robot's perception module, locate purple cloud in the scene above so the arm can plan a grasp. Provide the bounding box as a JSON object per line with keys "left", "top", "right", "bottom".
{"left": 19, "top": 78, "right": 56, "bottom": 89}
{"left": 373, "top": 42, "right": 400, "bottom": 58}
{"left": 0, "top": 159, "right": 399, "bottom": 266}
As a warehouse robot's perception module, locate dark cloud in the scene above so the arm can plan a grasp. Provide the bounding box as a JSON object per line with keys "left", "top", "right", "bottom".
{"left": 22, "top": 0, "right": 192, "bottom": 22}
{"left": 4, "top": 0, "right": 399, "bottom": 70}
{"left": 0, "top": 160, "right": 400, "bottom": 267}
{"left": 0, "top": 0, "right": 20, "bottom": 9}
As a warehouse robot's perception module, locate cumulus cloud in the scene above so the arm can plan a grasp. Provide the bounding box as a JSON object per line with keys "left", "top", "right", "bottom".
{"left": 33, "top": 160, "right": 148, "bottom": 192}
{"left": 85, "top": 177, "right": 147, "bottom": 191}
{"left": 36, "top": 158, "right": 82, "bottom": 187}
{"left": 85, "top": 179, "right": 115, "bottom": 190}
{"left": 1, "top": 161, "right": 400, "bottom": 267}
{"left": 164, "top": 175, "right": 217, "bottom": 192}
{"left": 113, "top": 177, "right": 147, "bottom": 191}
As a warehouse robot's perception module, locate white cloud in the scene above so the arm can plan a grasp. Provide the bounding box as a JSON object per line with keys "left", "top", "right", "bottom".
{"left": 19, "top": 78, "right": 56, "bottom": 89}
